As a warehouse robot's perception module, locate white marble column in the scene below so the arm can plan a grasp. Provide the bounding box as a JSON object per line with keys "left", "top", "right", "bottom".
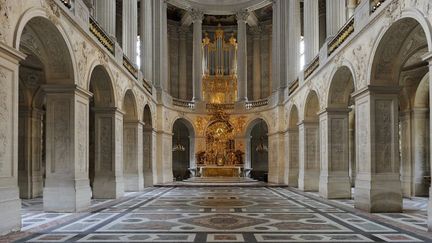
{"left": 122, "top": 0, "right": 138, "bottom": 63}
{"left": 236, "top": 10, "right": 249, "bottom": 102}
{"left": 178, "top": 26, "right": 188, "bottom": 100}
{"left": 123, "top": 121, "right": 144, "bottom": 192}
{"left": 326, "top": 0, "right": 347, "bottom": 37}
{"left": 287, "top": 128, "right": 299, "bottom": 187}
{"left": 43, "top": 85, "right": 92, "bottom": 212}
{"left": 319, "top": 109, "right": 351, "bottom": 199}
{"left": 190, "top": 9, "right": 204, "bottom": 101}
{"left": 18, "top": 108, "right": 44, "bottom": 199}
{"left": 354, "top": 87, "right": 402, "bottom": 212}
{"left": 251, "top": 27, "right": 261, "bottom": 100}
{"left": 298, "top": 121, "right": 320, "bottom": 191}
{"left": 271, "top": 0, "right": 300, "bottom": 92}
{"left": 0, "top": 45, "right": 25, "bottom": 234}
{"left": 413, "top": 108, "right": 429, "bottom": 196}
{"left": 152, "top": 0, "right": 168, "bottom": 90}
{"left": 304, "top": 0, "right": 319, "bottom": 63}
{"left": 94, "top": 0, "right": 116, "bottom": 37}
{"left": 92, "top": 108, "right": 125, "bottom": 199}
{"left": 140, "top": 0, "right": 153, "bottom": 82}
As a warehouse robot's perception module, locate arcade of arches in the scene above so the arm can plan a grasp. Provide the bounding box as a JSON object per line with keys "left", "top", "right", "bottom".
{"left": 2, "top": 0, "right": 432, "bottom": 242}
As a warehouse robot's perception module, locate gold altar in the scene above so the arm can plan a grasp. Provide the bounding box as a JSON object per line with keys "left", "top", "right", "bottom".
{"left": 200, "top": 166, "right": 241, "bottom": 177}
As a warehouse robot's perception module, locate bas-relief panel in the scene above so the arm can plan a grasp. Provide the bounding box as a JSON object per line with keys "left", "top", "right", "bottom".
{"left": 77, "top": 100, "right": 87, "bottom": 173}
{"left": 289, "top": 133, "right": 299, "bottom": 169}
{"left": 52, "top": 99, "right": 71, "bottom": 173}
{"left": 357, "top": 101, "right": 368, "bottom": 173}
{"left": 115, "top": 116, "right": 123, "bottom": 171}
{"left": 123, "top": 127, "right": 136, "bottom": 172}
{"left": 320, "top": 118, "right": 328, "bottom": 171}
{"left": 330, "top": 118, "right": 345, "bottom": 171}
{"left": 0, "top": 67, "right": 12, "bottom": 177}
{"left": 98, "top": 117, "right": 113, "bottom": 172}
{"left": 375, "top": 100, "right": 393, "bottom": 173}
{"left": 305, "top": 127, "right": 318, "bottom": 170}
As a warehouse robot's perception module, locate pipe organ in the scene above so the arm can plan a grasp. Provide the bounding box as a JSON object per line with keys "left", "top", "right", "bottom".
{"left": 202, "top": 25, "right": 238, "bottom": 104}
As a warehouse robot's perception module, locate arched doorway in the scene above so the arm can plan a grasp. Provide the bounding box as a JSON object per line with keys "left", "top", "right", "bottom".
{"left": 122, "top": 90, "right": 143, "bottom": 192}
{"left": 143, "top": 105, "right": 154, "bottom": 187}
{"left": 319, "top": 66, "right": 355, "bottom": 199}
{"left": 287, "top": 105, "right": 299, "bottom": 187}
{"left": 172, "top": 119, "right": 194, "bottom": 181}
{"left": 247, "top": 119, "right": 269, "bottom": 182}
{"left": 88, "top": 65, "right": 121, "bottom": 199}
{"left": 299, "top": 91, "right": 320, "bottom": 191}
{"left": 17, "top": 16, "right": 91, "bottom": 212}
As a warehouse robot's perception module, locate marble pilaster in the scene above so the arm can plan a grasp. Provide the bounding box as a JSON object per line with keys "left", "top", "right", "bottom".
{"left": 123, "top": 121, "right": 144, "bottom": 192}
{"left": 152, "top": 0, "right": 169, "bottom": 90}
{"left": 287, "top": 129, "right": 299, "bottom": 187}
{"left": 251, "top": 27, "right": 261, "bottom": 100}
{"left": 18, "top": 108, "right": 44, "bottom": 199}
{"left": 318, "top": 109, "right": 351, "bottom": 199}
{"left": 268, "top": 132, "right": 287, "bottom": 185}
{"left": 143, "top": 127, "right": 154, "bottom": 187}
{"left": 353, "top": 87, "right": 402, "bottom": 212}
{"left": 43, "top": 85, "right": 92, "bottom": 212}
{"left": 298, "top": 121, "right": 320, "bottom": 191}
{"left": 413, "top": 108, "right": 429, "bottom": 196}
{"left": 92, "top": 108, "right": 125, "bottom": 199}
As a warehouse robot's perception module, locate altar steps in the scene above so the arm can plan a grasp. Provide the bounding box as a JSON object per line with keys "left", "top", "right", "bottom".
{"left": 174, "top": 177, "right": 266, "bottom": 187}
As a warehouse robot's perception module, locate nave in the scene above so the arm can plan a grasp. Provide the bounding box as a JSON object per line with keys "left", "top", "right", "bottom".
{"left": 6, "top": 186, "right": 432, "bottom": 243}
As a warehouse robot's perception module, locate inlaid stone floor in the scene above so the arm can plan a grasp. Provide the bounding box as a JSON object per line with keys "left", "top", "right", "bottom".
{"left": 6, "top": 187, "right": 432, "bottom": 242}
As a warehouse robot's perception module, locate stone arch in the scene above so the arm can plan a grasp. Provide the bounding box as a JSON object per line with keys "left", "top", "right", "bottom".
{"left": 142, "top": 104, "right": 154, "bottom": 187}
{"left": 122, "top": 89, "right": 138, "bottom": 121}
{"left": 14, "top": 10, "right": 76, "bottom": 84}
{"left": 245, "top": 118, "right": 269, "bottom": 182}
{"left": 327, "top": 66, "right": 355, "bottom": 108}
{"left": 304, "top": 90, "right": 320, "bottom": 122}
{"left": 369, "top": 17, "right": 430, "bottom": 86}
{"left": 414, "top": 73, "right": 430, "bottom": 109}
{"left": 172, "top": 118, "right": 195, "bottom": 181}
{"left": 89, "top": 65, "right": 116, "bottom": 108}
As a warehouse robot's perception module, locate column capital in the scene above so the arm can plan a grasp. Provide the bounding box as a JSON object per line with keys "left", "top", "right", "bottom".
{"left": 190, "top": 9, "right": 204, "bottom": 23}
{"left": 236, "top": 10, "right": 250, "bottom": 22}
{"left": 178, "top": 26, "right": 189, "bottom": 38}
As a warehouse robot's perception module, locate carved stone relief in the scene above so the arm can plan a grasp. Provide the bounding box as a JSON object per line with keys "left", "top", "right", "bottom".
{"left": 0, "top": 67, "right": 11, "bottom": 176}
{"left": 375, "top": 100, "right": 393, "bottom": 173}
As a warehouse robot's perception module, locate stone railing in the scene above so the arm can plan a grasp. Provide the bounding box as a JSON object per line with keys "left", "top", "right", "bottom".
{"left": 328, "top": 16, "right": 355, "bottom": 56}
{"left": 370, "top": 0, "right": 386, "bottom": 13}
{"left": 89, "top": 16, "right": 114, "bottom": 54}
{"left": 143, "top": 79, "right": 152, "bottom": 95}
{"left": 246, "top": 98, "right": 269, "bottom": 110}
{"left": 288, "top": 77, "right": 299, "bottom": 95}
{"left": 59, "top": 0, "right": 72, "bottom": 9}
{"left": 206, "top": 103, "right": 234, "bottom": 110}
{"left": 304, "top": 55, "right": 320, "bottom": 80}
{"left": 173, "top": 98, "right": 195, "bottom": 109}
{"left": 123, "top": 55, "right": 138, "bottom": 79}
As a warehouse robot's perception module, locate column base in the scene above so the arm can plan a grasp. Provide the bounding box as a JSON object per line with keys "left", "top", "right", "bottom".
{"left": 144, "top": 173, "right": 154, "bottom": 187}
{"left": 93, "top": 175, "right": 124, "bottom": 199}
{"left": 43, "top": 179, "right": 91, "bottom": 212}
{"left": 0, "top": 187, "right": 21, "bottom": 235}
{"left": 354, "top": 174, "right": 402, "bottom": 213}
{"left": 319, "top": 174, "right": 351, "bottom": 199}
{"left": 124, "top": 173, "right": 144, "bottom": 192}
{"left": 414, "top": 181, "right": 429, "bottom": 197}
{"left": 401, "top": 175, "right": 412, "bottom": 197}
{"left": 298, "top": 169, "right": 319, "bottom": 191}
{"left": 18, "top": 174, "right": 43, "bottom": 199}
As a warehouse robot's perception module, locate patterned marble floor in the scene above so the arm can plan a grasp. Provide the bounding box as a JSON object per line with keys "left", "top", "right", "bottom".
{"left": 6, "top": 187, "right": 432, "bottom": 242}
